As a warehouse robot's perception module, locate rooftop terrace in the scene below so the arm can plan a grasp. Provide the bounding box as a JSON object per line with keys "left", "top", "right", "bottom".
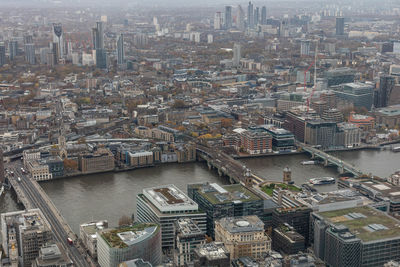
{"left": 319, "top": 206, "right": 400, "bottom": 242}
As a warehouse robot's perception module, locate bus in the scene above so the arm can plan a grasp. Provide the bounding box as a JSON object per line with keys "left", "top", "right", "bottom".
{"left": 67, "top": 238, "right": 73, "bottom": 245}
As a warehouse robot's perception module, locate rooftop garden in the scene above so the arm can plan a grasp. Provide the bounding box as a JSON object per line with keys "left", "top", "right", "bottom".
{"left": 261, "top": 183, "right": 301, "bottom": 196}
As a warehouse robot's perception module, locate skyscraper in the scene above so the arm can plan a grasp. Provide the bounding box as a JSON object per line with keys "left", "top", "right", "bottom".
{"left": 23, "top": 35, "right": 33, "bottom": 45}
{"left": 233, "top": 43, "right": 241, "bottom": 66}
{"left": 300, "top": 39, "right": 311, "bottom": 56}
{"left": 336, "top": 17, "right": 345, "bottom": 36}
{"left": 0, "top": 149, "right": 4, "bottom": 183}
{"left": 237, "top": 5, "right": 245, "bottom": 31}
{"left": 261, "top": 6, "right": 267, "bottom": 25}
{"left": 254, "top": 7, "right": 260, "bottom": 26}
{"left": 225, "top": 6, "right": 232, "bottom": 29}
{"left": 95, "top": 49, "right": 107, "bottom": 69}
{"left": 374, "top": 75, "right": 396, "bottom": 108}
{"left": 52, "top": 23, "right": 64, "bottom": 58}
{"left": 247, "top": 1, "right": 254, "bottom": 29}
{"left": 94, "top": 21, "right": 104, "bottom": 50}
{"left": 214, "top": 12, "right": 223, "bottom": 30}
{"left": 117, "top": 33, "right": 124, "bottom": 65}
{"left": 8, "top": 40, "right": 18, "bottom": 61}
{"left": 0, "top": 43, "right": 5, "bottom": 67}
{"left": 24, "top": 43, "right": 36, "bottom": 64}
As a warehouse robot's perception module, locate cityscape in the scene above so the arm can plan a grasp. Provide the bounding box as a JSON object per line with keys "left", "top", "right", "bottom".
{"left": 0, "top": 0, "right": 400, "bottom": 266}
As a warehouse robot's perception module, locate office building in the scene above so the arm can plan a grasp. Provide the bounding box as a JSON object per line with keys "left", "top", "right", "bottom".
{"left": 96, "top": 48, "right": 107, "bottom": 69}
{"left": 261, "top": 6, "right": 267, "bottom": 25}
{"left": 1, "top": 209, "right": 53, "bottom": 267}
{"left": 0, "top": 149, "right": 4, "bottom": 183}
{"left": 117, "top": 34, "right": 124, "bottom": 65}
{"left": 78, "top": 148, "right": 115, "bottom": 174}
{"left": 305, "top": 120, "right": 337, "bottom": 149}
{"left": 8, "top": 40, "right": 18, "bottom": 61}
{"left": 374, "top": 104, "right": 400, "bottom": 128}
{"left": 334, "top": 82, "right": 374, "bottom": 110}
{"left": 0, "top": 43, "right": 5, "bottom": 67}
{"left": 247, "top": 1, "right": 254, "bottom": 29}
{"left": 336, "top": 17, "right": 345, "bottom": 36}
{"left": 214, "top": 12, "right": 223, "bottom": 30}
{"left": 24, "top": 43, "right": 36, "bottom": 64}
{"left": 188, "top": 183, "right": 265, "bottom": 238}
{"left": 321, "top": 91, "right": 338, "bottom": 108}
{"left": 32, "top": 243, "right": 73, "bottom": 267}
{"left": 272, "top": 207, "right": 312, "bottom": 246}
{"left": 272, "top": 224, "right": 305, "bottom": 255}
{"left": 225, "top": 6, "right": 232, "bottom": 29}
{"left": 375, "top": 75, "right": 396, "bottom": 108}
{"left": 312, "top": 206, "right": 400, "bottom": 267}
{"left": 93, "top": 21, "right": 104, "bottom": 50}
{"left": 215, "top": 216, "right": 271, "bottom": 260}
{"left": 233, "top": 43, "right": 241, "bottom": 67}
{"left": 207, "top": 34, "right": 213, "bottom": 44}
{"left": 300, "top": 40, "right": 311, "bottom": 56}
{"left": 97, "top": 223, "right": 162, "bottom": 267}
{"left": 52, "top": 23, "right": 64, "bottom": 58}
{"left": 136, "top": 185, "right": 206, "bottom": 250}
{"left": 237, "top": 5, "right": 245, "bottom": 30}
{"left": 252, "top": 125, "right": 295, "bottom": 152}
{"left": 174, "top": 218, "right": 206, "bottom": 266}
{"left": 193, "top": 242, "right": 230, "bottom": 267}
{"left": 254, "top": 7, "right": 260, "bottom": 26}
{"left": 321, "top": 108, "right": 344, "bottom": 123}
{"left": 324, "top": 68, "right": 355, "bottom": 86}
{"left": 80, "top": 220, "right": 109, "bottom": 258}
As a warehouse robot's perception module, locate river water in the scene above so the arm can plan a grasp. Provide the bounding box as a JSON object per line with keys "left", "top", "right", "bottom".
{"left": 0, "top": 150, "right": 398, "bottom": 233}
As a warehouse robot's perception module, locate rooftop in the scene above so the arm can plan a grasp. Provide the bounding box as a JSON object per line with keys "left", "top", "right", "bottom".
{"left": 197, "top": 183, "right": 262, "bottom": 204}
{"left": 196, "top": 242, "right": 229, "bottom": 260}
{"left": 175, "top": 218, "right": 204, "bottom": 237}
{"left": 143, "top": 184, "right": 198, "bottom": 212}
{"left": 217, "top": 215, "right": 264, "bottom": 233}
{"left": 99, "top": 223, "right": 159, "bottom": 248}
{"left": 318, "top": 206, "right": 400, "bottom": 242}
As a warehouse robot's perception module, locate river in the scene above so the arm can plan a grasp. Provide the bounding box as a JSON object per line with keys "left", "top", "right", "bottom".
{"left": 0, "top": 149, "right": 398, "bottom": 233}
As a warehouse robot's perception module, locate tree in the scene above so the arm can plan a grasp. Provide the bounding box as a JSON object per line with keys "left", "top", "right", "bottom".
{"left": 221, "top": 118, "right": 233, "bottom": 128}
{"left": 118, "top": 215, "right": 133, "bottom": 226}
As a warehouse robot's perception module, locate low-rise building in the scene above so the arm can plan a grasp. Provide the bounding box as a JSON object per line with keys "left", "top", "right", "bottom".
{"left": 1, "top": 209, "right": 53, "bottom": 267}
{"left": 80, "top": 220, "right": 108, "bottom": 258}
{"left": 272, "top": 224, "right": 305, "bottom": 255}
{"left": 193, "top": 242, "right": 230, "bottom": 267}
{"left": 215, "top": 216, "right": 271, "bottom": 260}
{"left": 32, "top": 243, "right": 73, "bottom": 267}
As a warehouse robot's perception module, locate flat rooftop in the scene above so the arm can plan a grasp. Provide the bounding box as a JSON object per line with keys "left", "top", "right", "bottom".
{"left": 100, "top": 223, "right": 159, "bottom": 248}
{"left": 217, "top": 215, "right": 264, "bottom": 233}
{"left": 196, "top": 242, "right": 229, "bottom": 260}
{"left": 176, "top": 218, "right": 204, "bottom": 237}
{"left": 143, "top": 185, "right": 198, "bottom": 213}
{"left": 197, "top": 183, "right": 262, "bottom": 205}
{"left": 318, "top": 206, "right": 400, "bottom": 242}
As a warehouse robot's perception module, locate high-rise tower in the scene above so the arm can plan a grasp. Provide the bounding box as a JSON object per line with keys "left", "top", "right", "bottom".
{"left": 52, "top": 23, "right": 64, "bottom": 58}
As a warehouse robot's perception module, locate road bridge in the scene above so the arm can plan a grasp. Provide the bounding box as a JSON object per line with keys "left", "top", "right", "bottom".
{"left": 298, "top": 142, "right": 364, "bottom": 177}
{"left": 6, "top": 161, "right": 95, "bottom": 267}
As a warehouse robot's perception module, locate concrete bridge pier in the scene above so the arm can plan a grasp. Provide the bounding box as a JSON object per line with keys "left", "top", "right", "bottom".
{"left": 207, "top": 161, "right": 212, "bottom": 170}
{"left": 229, "top": 177, "right": 235, "bottom": 184}
{"left": 311, "top": 153, "right": 315, "bottom": 159}
{"left": 338, "top": 166, "right": 345, "bottom": 174}
{"left": 324, "top": 159, "right": 329, "bottom": 167}
{"left": 218, "top": 168, "right": 223, "bottom": 177}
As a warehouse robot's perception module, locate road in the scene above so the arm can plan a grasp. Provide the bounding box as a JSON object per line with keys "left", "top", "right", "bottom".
{"left": 7, "top": 161, "right": 94, "bottom": 267}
